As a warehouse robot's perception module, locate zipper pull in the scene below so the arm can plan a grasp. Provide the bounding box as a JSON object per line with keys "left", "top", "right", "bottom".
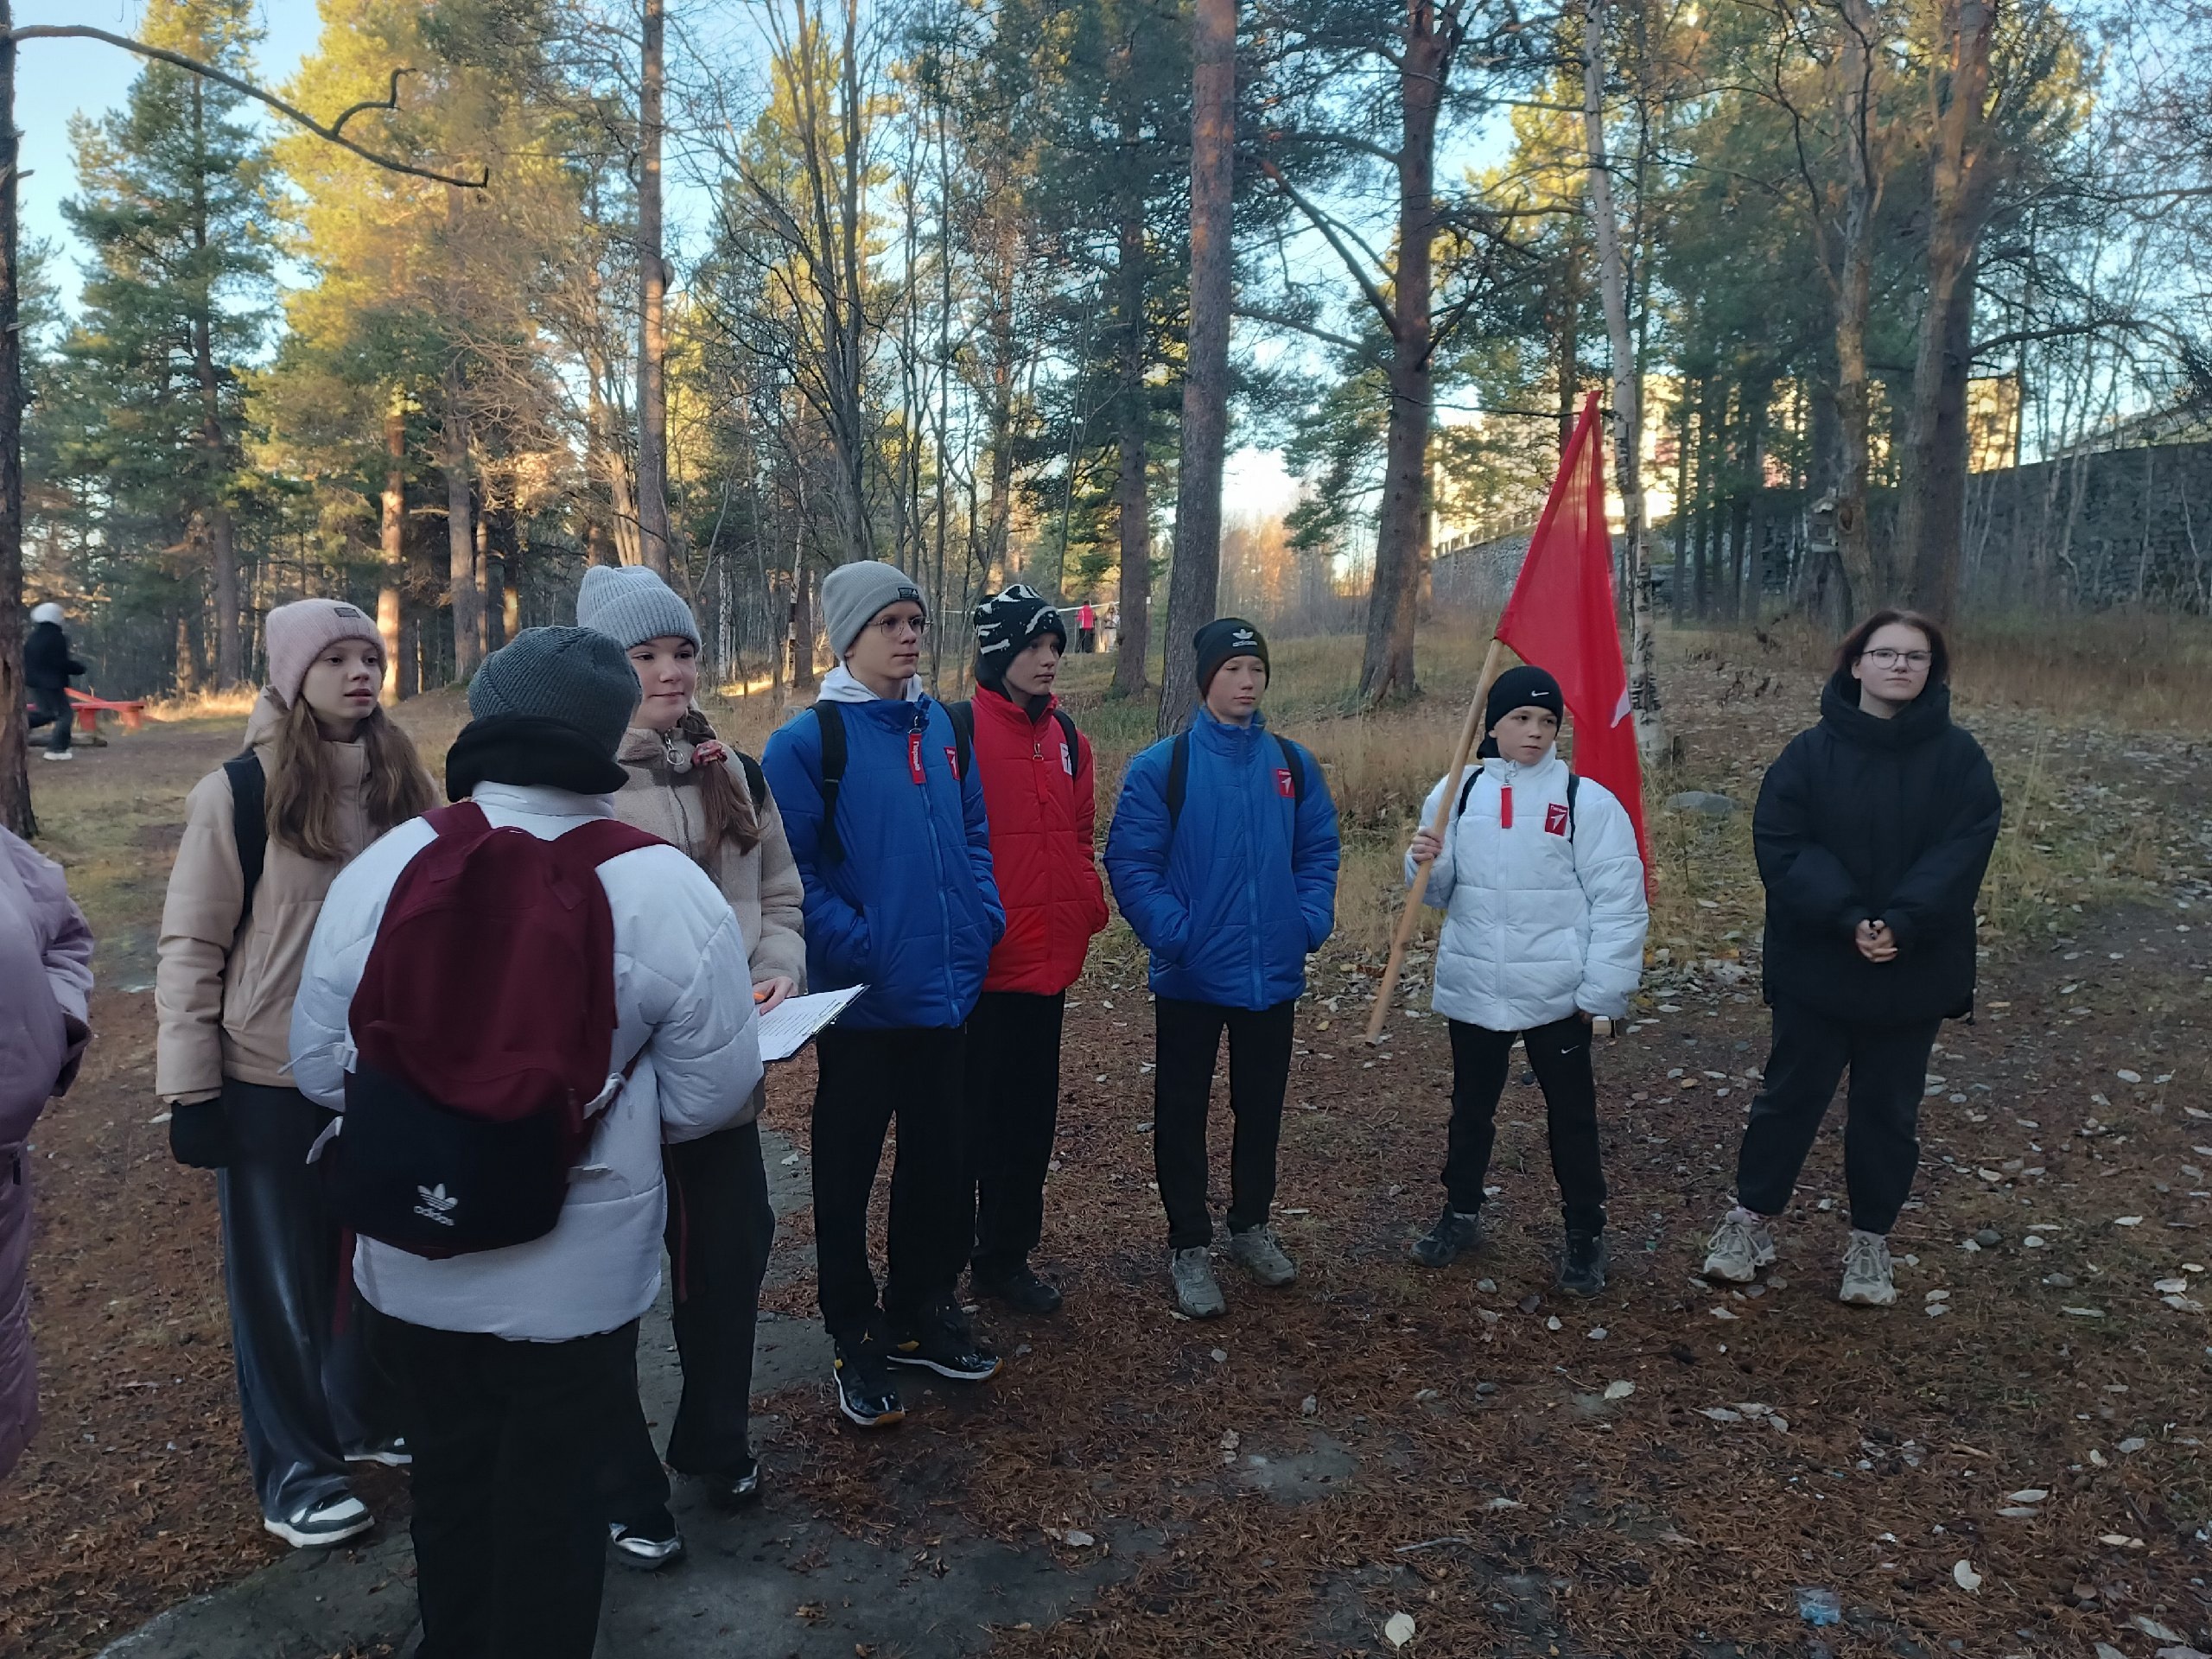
{"left": 1500, "top": 783, "right": 1514, "bottom": 830}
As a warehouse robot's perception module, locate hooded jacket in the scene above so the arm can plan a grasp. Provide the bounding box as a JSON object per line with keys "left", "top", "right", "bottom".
{"left": 1105, "top": 708, "right": 1340, "bottom": 1011}
{"left": 760, "top": 668, "right": 1003, "bottom": 1029}
{"left": 969, "top": 686, "right": 1109, "bottom": 996}
{"left": 289, "top": 781, "right": 762, "bottom": 1342}
{"left": 22, "top": 621, "right": 84, "bottom": 692}
{"left": 611, "top": 726, "right": 807, "bottom": 990}
{"left": 1755, "top": 672, "right": 2002, "bottom": 1025}
{"left": 156, "top": 690, "right": 379, "bottom": 1103}
{"left": 0, "top": 829, "right": 93, "bottom": 1480}
{"left": 1409, "top": 751, "right": 1647, "bottom": 1030}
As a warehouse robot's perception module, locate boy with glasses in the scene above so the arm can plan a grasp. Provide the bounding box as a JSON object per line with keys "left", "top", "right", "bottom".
{"left": 763, "top": 563, "right": 1006, "bottom": 1427}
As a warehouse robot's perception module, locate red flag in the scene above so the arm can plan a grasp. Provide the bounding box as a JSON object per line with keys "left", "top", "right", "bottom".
{"left": 1494, "top": 390, "right": 1650, "bottom": 874}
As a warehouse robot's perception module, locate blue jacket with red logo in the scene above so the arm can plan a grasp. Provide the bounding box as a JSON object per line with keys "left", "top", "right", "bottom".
{"left": 762, "top": 692, "right": 1003, "bottom": 1030}
{"left": 1105, "top": 708, "right": 1339, "bottom": 1011}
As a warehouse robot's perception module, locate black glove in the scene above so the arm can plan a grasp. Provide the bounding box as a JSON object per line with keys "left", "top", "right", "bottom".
{"left": 168, "top": 1096, "right": 234, "bottom": 1169}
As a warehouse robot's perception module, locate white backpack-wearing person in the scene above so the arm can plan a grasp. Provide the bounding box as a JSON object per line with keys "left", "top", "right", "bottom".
{"left": 1403, "top": 664, "right": 1647, "bottom": 1297}
{"left": 289, "top": 626, "right": 761, "bottom": 1659}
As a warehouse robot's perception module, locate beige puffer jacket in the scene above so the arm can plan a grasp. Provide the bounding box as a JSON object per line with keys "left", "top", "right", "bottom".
{"left": 156, "top": 691, "right": 380, "bottom": 1103}
{"left": 611, "top": 724, "right": 806, "bottom": 991}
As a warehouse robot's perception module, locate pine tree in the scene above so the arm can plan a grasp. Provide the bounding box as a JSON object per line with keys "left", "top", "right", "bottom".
{"left": 62, "top": 0, "right": 272, "bottom": 689}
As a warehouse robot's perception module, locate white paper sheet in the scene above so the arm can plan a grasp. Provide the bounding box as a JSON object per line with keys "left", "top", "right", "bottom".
{"left": 755, "top": 984, "right": 868, "bottom": 1064}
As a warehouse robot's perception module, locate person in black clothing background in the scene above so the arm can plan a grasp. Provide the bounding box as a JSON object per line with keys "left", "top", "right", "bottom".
{"left": 1702, "top": 609, "right": 2001, "bottom": 1308}
{"left": 24, "top": 601, "right": 86, "bottom": 760}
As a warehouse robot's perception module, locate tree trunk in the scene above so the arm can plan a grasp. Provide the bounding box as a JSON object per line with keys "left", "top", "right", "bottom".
{"left": 1158, "top": 0, "right": 1236, "bottom": 735}
{"left": 791, "top": 561, "right": 817, "bottom": 691}
{"left": 635, "top": 0, "right": 674, "bottom": 577}
{"left": 189, "top": 77, "right": 241, "bottom": 689}
{"left": 1582, "top": 0, "right": 1666, "bottom": 761}
{"left": 1829, "top": 0, "right": 1887, "bottom": 616}
{"left": 1358, "top": 3, "right": 1442, "bottom": 709}
{"left": 442, "top": 360, "right": 482, "bottom": 680}
{"left": 1899, "top": 0, "right": 1997, "bottom": 621}
{"left": 0, "top": 1, "right": 31, "bottom": 838}
{"left": 378, "top": 397, "right": 405, "bottom": 703}
{"left": 1112, "top": 191, "right": 1152, "bottom": 701}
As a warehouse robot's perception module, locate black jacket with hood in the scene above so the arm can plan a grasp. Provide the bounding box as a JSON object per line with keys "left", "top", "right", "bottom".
{"left": 1754, "top": 671, "right": 2002, "bottom": 1025}
{"left": 24, "top": 622, "right": 85, "bottom": 692}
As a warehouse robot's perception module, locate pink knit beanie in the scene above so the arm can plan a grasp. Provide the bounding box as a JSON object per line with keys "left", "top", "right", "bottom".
{"left": 265, "top": 599, "right": 382, "bottom": 707}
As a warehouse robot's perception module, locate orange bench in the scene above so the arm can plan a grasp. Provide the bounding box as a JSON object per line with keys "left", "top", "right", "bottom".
{"left": 66, "top": 688, "right": 148, "bottom": 736}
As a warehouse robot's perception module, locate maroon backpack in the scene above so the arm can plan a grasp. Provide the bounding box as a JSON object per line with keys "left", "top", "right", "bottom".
{"left": 323, "top": 801, "right": 663, "bottom": 1257}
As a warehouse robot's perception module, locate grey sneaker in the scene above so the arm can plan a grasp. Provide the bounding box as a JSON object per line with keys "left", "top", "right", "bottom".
{"left": 1701, "top": 1212, "right": 1777, "bottom": 1283}
{"left": 1228, "top": 1224, "right": 1298, "bottom": 1287}
{"left": 1839, "top": 1231, "right": 1897, "bottom": 1306}
{"left": 1170, "top": 1247, "right": 1226, "bottom": 1318}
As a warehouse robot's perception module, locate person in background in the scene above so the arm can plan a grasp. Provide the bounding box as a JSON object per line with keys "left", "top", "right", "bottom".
{"left": 959, "top": 585, "right": 1109, "bottom": 1315}
{"left": 1077, "top": 600, "right": 1096, "bottom": 654}
{"left": 762, "top": 562, "right": 1004, "bottom": 1430}
{"left": 0, "top": 825, "right": 94, "bottom": 1483}
{"left": 577, "top": 565, "right": 806, "bottom": 1570}
{"left": 1402, "top": 665, "right": 1647, "bottom": 1297}
{"left": 156, "top": 599, "right": 435, "bottom": 1548}
{"left": 291, "top": 626, "right": 762, "bottom": 1659}
{"left": 1105, "top": 619, "right": 1340, "bottom": 1319}
{"left": 24, "top": 601, "right": 86, "bottom": 762}
{"left": 1703, "top": 610, "right": 2000, "bottom": 1308}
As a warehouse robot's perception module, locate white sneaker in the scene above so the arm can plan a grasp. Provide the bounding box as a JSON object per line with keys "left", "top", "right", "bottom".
{"left": 41, "top": 749, "right": 73, "bottom": 762}
{"left": 345, "top": 1440, "right": 410, "bottom": 1467}
{"left": 1170, "top": 1247, "right": 1226, "bottom": 1319}
{"left": 1228, "top": 1224, "right": 1299, "bottom": 1287}
{"left": 1701, "top": 1211, "right": 1777, "bottom": 1283}
{"left": 264, "top": 1494, "right": 372, "bottom": 1548}
{"left": 1839, "top": 1231, "right": 1897, "bottom": 1306}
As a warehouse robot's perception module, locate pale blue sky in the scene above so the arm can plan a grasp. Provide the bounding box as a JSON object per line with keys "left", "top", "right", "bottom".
{"left": 16, "top": 0, "right": 321, "bottom": 300}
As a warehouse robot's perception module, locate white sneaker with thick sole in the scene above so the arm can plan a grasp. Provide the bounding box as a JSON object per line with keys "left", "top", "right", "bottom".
{"left": 41, "top": 749, "right": 73, "bottom": 762}
{"left": 1228, "top": 1224, "right": 1298, "bottom": 1287}
{"left": 1700, "top": 1212, "right": 1777, "bottom": 1283}
{"left": 1170, "top": 1247, "right": 1226, "bottom": 1319}
{"left": 264, "top": 1495, "right": 372, "bottom": 1549}
{"left": 345, "top": 1440, "right": 410, "bottom": 1467}
{"left": 1839, "top": 1231, "right": 1897, "bottom": 1306}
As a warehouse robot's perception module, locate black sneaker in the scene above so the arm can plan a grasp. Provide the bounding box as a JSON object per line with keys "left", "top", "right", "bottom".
{"left": 1409, "top": 1205, "right": 1483, "bottom": 1268}
{"left": 887, "top": 1302, "right": 1001, "bottom": 1382}
{"left": 1555, "top": 1231, "right": 1610, "bottom": 1298}
{"left": 973, "top": 1262, "right": 1064, "bottom": 1315}
{"left": 831, "top": 1332, "right": 906, "bottom": 1428}
{"left": 684, "top": 1455, "right": 762, "bottom": 1511}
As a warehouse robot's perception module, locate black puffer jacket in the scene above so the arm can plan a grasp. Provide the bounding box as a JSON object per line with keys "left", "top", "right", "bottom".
{"left": 23, "top": 623, "right": 84, "bottom": 692}
{"left": 1755, "top": 671, "right": 2002, "bottom": 1024}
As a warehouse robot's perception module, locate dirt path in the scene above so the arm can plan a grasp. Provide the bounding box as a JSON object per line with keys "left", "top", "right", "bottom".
{"left": 5, "top": 657, "right": 2209, "bottom": 1658}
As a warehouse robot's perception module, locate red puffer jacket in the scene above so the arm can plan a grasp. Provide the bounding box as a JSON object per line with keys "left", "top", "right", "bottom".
{"left": 970, "top": 687, "right": 1109, "bottom": 995}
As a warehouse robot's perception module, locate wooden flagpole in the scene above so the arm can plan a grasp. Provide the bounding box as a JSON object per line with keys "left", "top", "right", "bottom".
{"left": 1366, "top": 635, "right": 1509, "bottom": 1042}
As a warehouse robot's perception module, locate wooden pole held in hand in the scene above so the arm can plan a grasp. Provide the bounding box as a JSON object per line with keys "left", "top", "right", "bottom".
{"left": 1366, "top": 636, "right": 1507, "bottom": 1042}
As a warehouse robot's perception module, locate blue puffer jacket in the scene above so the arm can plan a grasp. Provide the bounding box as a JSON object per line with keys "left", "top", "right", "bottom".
{"left": 762, "top": 695, "right": 1003, "bottom": 1030}
{"left": 1105, "top": 709, "right": 1340, "bottom": 1011}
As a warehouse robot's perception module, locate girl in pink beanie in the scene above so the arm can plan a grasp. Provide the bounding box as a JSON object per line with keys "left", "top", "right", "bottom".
{"left": 155, "top": 597, "right": 434, "bottom": 1548}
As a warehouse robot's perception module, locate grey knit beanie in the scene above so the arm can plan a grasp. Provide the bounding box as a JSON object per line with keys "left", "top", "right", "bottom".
{"left": 575, "top": 563, "right": 699, "bottom": 651}
{"left": 821, "top": 561, "right": 925, "bottom": 659}
{"left": 467, "top": 626, "right": 641, "bottom": 757}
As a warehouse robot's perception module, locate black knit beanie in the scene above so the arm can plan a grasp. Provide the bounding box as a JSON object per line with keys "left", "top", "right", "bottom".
{"left": 972, "top": 584, "right": 1068, "bottom": 692}
{"left": 1476, "top": 664, "right": 1565, "bottom": 757}
{"left": 1194, "top": 617, "right": 1268, "bottom": 692}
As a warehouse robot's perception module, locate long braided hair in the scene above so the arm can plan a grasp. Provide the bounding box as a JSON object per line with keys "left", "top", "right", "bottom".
{"left": 674, "top": 705, "right": 761, "bottom": 855}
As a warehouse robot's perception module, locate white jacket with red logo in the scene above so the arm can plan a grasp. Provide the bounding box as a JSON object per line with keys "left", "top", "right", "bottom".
{"left": 1407, "top": 751, "right": 1646, "bottom": 1033}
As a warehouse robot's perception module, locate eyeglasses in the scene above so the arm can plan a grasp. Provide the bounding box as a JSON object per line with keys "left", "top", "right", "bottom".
{"left": 1861, "top": 648, "right": 1932, "bottom": 667}
{"left": 872, "top": 613, "right": 929, "bottom": 638}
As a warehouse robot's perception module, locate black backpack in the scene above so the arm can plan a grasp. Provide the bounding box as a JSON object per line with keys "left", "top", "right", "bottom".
{"left": 1453, "top": 767, "right": 1581, "bottom": 840}
{"left": 1163, "top": 729, "right": 1310, "bottom": 832}
{"left": 226, "top": 752, "right": 269, "bottom": 922}
{"left": 808, "top": 701, "right": 972, "bottom": 868}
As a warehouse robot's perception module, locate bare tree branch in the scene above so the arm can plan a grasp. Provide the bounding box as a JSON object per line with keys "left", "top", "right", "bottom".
{"left": 11, "top": 25, "right": 489, "bottom": 188}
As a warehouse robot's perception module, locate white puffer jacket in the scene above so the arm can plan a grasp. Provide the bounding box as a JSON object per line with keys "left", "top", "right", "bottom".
{"left": 1408, "top": 752, "right": 1647, "bottom": 1032}
{"left": 290, "top": 781, "right": 762, "bottom": 1342}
